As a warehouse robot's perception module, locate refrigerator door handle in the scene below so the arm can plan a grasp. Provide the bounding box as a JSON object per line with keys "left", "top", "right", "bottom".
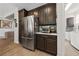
{"left": 22, "top": 36, "right": 33, "bottom": 40}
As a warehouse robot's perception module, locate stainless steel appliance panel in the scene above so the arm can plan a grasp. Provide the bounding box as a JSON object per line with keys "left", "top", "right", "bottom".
{"left": 21, "top": 15, "right": 35, "bottom": 50}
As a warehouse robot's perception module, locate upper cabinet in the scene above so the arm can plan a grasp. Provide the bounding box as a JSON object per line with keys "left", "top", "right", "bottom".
{"left": 28, "top": 3, "right": 56, "bottom": 25}
{"left": 45, "top": 4, "right": 56, "bottom": 25}
{"left": 38, "top": 6, "right": 46, "bottom": 25}
{"left": 19, "top": 9, "right": 28, "bottom": 20}
{"left": 28, "top": 10, "right": 34, "bottom": 16}
{"left": 28, "top": 9, "right": 39, "bottom": 17}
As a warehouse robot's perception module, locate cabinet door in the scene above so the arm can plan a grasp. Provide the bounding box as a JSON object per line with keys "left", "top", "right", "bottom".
{"left": 19, "top": 9, "right": 28, "bottom": 43}
{"left": 46, "top": 36, "right": 57, "bottom": 55}
{"left": 36, "top": 35, "right": 45, "bottom": 50}
{"left": 38, "top": 7, "right": 45, "bottom": 25}
{"left": 19, "top": 10, "right": 24, "bottom": 19}
{"left": 19, "top": 9, "right": 28, "bottom": 19}
{"left": 46, "top": 4, "right": 56, "bottom": 25}
{"left": 21, "top": 37, "right": 26, "bottom": 47}
{"left": 28, "top": 11, "right": 34, "bottom": 16}
{"left": 19, "top": 19, "right": 25, "bottom": 34}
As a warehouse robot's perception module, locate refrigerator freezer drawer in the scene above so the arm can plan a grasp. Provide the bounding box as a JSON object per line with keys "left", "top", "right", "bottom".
{"left": 21, "top": 36, "right": 35, "bottom": 50}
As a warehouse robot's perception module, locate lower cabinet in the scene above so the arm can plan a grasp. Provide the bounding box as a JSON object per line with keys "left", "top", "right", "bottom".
{"left": 46, "top": 36, "right": 57, "bottom": 55}
{"left": 36, "top": 34, "right": 57, "bottom": 55}
{"left": 36, "top": 36, "right": 45, "bottom": 50}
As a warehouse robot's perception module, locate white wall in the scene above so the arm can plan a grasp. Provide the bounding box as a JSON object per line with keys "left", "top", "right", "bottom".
{"left": 65, "top": 5, "right": 79, "bottom": 41}
{"left": 0, "top": 4, "right": 17, "bottom": 18}
{"left": 0, "top": 29, "right": 14, "bottom": 37}
{"left": 65, "top": 3, "right": 79, "bottom": 50}
{"left": 14, "top": 10, "right": 19, "bottom": 44}
{"left": 0, "top": 4, "right": 19, "bottom": 44}
{"left": 70, "top": 31, "right": 79, "bottom": 50}
{"left": 57, "top": 3, "right": 65, "bottom": 56}
{"left": 5, "top": 8, "right": 19, "bottom": 44}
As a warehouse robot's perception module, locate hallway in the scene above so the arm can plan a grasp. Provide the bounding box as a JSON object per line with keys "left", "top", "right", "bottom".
{"left": 65, "top": 40, "right": 79, "bottom": 56}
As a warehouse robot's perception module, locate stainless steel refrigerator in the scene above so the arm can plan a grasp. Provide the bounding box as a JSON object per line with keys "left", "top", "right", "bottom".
{"left": 21, "top": 15, "right": 38, "bottom": 51}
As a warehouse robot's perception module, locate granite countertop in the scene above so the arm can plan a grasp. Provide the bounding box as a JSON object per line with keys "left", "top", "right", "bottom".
{"left": 35, "top": 32, "right": 57, "bottom": 36}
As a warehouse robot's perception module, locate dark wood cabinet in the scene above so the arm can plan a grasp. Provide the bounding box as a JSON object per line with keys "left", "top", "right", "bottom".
{"left": 19, "top": 9, "right": 28, "bottom": 43}
{"left": 28, "top": 10, "right": 34, "bottom": 16}
{"left": 45, "top": 4, "right": 56, "bottom": 25}
{"left": 46, "top": 36, "right": 57, "bottom": 55}
{"left": 28, "top": 9, "right": 39, "bottom": 17}
{"left": 36, "top": 34, "right": 57, "bottom": 55}
{"left": 28, "top": 3, "right": 56, "bottom": 25}
{"left": 19, "top": 9, "right": 28, "bottom": 19}
{"left": 36, "top": 35, "right": 45, "bottom": 50}
{"left": 21, "top": 37, "right": 26, "bottom": 47}
{"left": 38, "top": 7, "right": 46, "bottom": 25}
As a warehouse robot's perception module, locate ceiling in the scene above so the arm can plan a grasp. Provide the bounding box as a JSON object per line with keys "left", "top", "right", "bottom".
{"left": 0, "top": 3, "right": 16, "bottom": 18}
{"left": 66, "top": 3, "right": 79, "bottom": 15}
{"left": 64, "top": 3, "right": 67, "bottom": 7}
{"left": 0, "top": 3, "right": 46, "bottom": 18}
{"left": 12, "top": 3, "right": 46, "bottom": 11}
